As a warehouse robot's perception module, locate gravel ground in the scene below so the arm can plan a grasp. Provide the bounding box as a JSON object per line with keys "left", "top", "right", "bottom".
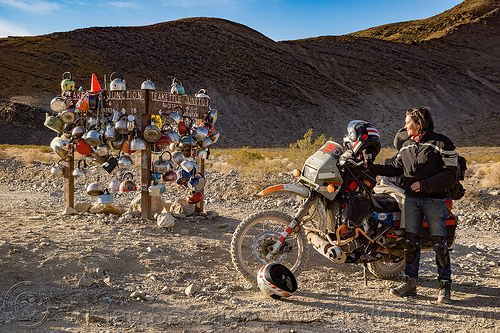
{"left": 0, "top": 157, "right": 499, "bottom": 332}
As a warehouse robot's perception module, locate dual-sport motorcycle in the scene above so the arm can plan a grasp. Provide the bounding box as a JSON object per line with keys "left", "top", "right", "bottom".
{"left": 230, "top": 121, "right": 457, "bottom": 284}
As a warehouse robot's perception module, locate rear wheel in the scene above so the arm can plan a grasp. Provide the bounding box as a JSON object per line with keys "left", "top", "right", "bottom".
{"left": 367, "top": 259, "right": 405, "bottom": 279}
{"left": 230, "top": 210, "right": 309, "bottom": 283}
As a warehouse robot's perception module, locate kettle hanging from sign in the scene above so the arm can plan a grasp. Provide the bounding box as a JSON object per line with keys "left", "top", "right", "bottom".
{"left": 61, "top": 72, "right": 75, "bottom": 91}
{"left": 109, "top": 72, "right": 126, "bottom": 91}
{"left": 170, "top": 78, "right": 185, "bottom": 95}
{"left": 119, "top": 172, "right": 137, "bottom": 192}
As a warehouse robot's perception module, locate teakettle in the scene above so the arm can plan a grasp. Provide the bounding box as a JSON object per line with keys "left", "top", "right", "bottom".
{"left": 149, "top": 180, "right": 166, "bottom": 197}
{"left": 72, "top": 124, "right": 86, "bottom": 139}
{"left": 122, "top": 135, "right": 136, "bottom": 154}
{"left": 73, "top": 159, "right": 89, "bottom": 178}
{"left": 50, "top": 96, "right": 69, "bottom": 113}
{"left": 114, "top": 116, "right": 129, "bottom": 134}
{"left": 102, "top": 155, "right": 118, "bottom": 174}
{"left": 152, "top": 151, "right": 174, "bottom": 174}
{"left": 75, "top": 139, "right": 93, "bottom": 156}
{"left": 109, "top": 72, "right": 126, "bottom": 91}
{"left": 44, "top": 113, "right": 63, "bottom": 133}
{"left": 118, "top": 152, "right": 134, "bottom": 168}
{"left": 119, "top": 172, "right": 137, "bottom": 192}
{"left": 188, "top": 191, "right": 203, "bottom": 204}
{"left": 170, "top": 78, "right": 185, "bottom": 94}
{"left": 87, "top": 181, "right": 104, "bottom": 196}
{"left": 105, "top": 124, "right": 116, "bottom": 142}
{"left": 143, "top": 122, "right": 161, "bottom": 143}
{"left": 50, "top": 159, "right": 65, "bottom": 177}
{"left": 59, "top": 109, "right": 76, "bottom": 124}
{"left": 108, "top": 178, "right": 121, "bottom": 193}
{"left": 61, "top": 72, "right": 75, "bottom": 91}
{"left": 98, "top": 189, "right": 114, "bottom": 203}
{"left": 83, "top": 127, "right": 102, "bottom": 147}
{"left": 130, "top": 135, "right": 146, "bottom": 151}
{"left": 209, "top": 130, "right": 220, "bottom": 144}
{"left": 141, "top": 79, "right": 155, "bottom": 91}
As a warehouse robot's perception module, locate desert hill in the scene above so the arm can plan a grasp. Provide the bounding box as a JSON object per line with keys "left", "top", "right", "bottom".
{"left": 0, "top": 0, "right": 499, "bottom": 147}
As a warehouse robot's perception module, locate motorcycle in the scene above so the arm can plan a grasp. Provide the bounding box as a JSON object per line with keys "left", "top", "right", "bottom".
{"left": 230, "top": 122, "right": 457, "bottom": 284}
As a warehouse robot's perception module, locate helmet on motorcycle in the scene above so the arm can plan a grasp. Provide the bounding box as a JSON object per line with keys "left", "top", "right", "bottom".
{"left": 343, "top": 120, "right": 381, "bottom": 161}
{"left": 257, "top": 263, "right": 298, "bottom": 299}
{"left": 393, "top": 127, "right": 408, "bottom": 150}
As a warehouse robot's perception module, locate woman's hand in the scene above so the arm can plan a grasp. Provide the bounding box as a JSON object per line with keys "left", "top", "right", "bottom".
{"left": 411, "top": 181, "right": 421, "bottom": 192}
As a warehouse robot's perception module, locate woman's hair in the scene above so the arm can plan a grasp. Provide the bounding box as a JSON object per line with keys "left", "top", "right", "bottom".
{"left": 406, "top": 106, "right": 434, "bottom": 132}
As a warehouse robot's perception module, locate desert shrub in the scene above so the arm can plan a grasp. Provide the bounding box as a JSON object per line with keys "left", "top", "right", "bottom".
{"left": 20, "top": 149, "right": 53, "bottom": 164}
{"left": 228, "top": 148, "right": 264, "bottom": 164}
{"left": 0, "top": 146, "right": 53, "bottom": 164}
{"left": 285, "top": 129, "right": 331, "bottom": 168}
{"left": 479, "top": 162, "right": 500, "bottom": 187}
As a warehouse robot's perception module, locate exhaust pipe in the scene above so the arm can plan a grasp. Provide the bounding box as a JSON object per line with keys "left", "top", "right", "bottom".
{"left": 306, "top": 231, "right": 346, "bottom": 263}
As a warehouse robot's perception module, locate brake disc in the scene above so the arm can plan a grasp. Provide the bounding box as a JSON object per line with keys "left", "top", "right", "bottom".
{"left": 251, "top": 231, "right": 289, "bottom": 265}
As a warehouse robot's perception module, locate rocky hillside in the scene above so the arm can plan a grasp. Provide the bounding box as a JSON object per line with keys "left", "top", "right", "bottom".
{"left": 0, "top": 0, "right": 499, "bottom": 147}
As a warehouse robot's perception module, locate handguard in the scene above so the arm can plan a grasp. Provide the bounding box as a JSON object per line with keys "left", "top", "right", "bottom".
{"left": 257, "top": 184, "right": 309, "bottom": 198}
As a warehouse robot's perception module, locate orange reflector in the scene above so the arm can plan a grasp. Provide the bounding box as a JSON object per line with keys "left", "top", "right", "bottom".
{"left": 341, "top": 224, "right": 346, "bottom": 234}
{"left": 327, "top": 184, "right": 336, "bottom": 193}
{"left": 292, "top": 169, "right": 301, "bottom": 177}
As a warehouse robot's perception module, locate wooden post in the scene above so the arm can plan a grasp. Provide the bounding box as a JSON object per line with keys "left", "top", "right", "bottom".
{"left": 140, "top": 91, "right": 152, "bottom": 220}
{"left": 63, "top": 149, "right": 74, "bottom": 208}
{"left": 195, "top": 157, "right": 205, "bottom": 213}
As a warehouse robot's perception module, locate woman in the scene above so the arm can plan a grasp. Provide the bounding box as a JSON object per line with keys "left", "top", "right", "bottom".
{"left": 370, "top": 107, "right": 458, "bottom": 304}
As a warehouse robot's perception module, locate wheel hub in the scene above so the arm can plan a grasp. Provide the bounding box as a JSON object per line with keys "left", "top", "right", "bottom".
{"left": 251, "top": 231, "right": 288, "bottom": 265}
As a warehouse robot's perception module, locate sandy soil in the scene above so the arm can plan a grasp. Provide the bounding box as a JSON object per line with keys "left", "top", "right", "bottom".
{"left": 0, "top": 159, "right": 499, "bottom": 333}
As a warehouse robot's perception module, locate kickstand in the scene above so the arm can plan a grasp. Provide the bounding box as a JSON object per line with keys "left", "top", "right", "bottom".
{"left": 363, "top": 262, "right": 368, "bottom": 287}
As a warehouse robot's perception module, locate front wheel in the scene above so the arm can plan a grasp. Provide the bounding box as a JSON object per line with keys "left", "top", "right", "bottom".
{"left": 230, "top": 210, "right": 309, "bottom": 283}
{"left": 367, "top": 259, "right": 405, "bottom": 279}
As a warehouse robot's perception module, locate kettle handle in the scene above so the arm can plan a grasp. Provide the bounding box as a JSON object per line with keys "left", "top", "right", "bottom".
{"left": 62, "top": 71, "right": 72, "bottom": 80}
{"left": 77, "top": 159, "right": 88, "bottom": 169}
{"left": 173, "top": 106, "right": 184, "bottom": 116}
{"left": 183, "top": 116, "right": 194, "bottom": 129}
{"left": 122, "top": 172, "right": 133, "bottom": 180}
{"left": 172, "top": 77, "right": 182, "bottom": 85}
{"left": 109, "top": 72, "right": 123, "bottom": 81}
{"left": 160, "top": 150, "right": 172, "bottom": 161}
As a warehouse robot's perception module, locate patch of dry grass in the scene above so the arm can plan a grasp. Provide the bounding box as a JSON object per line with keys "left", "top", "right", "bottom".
{"left": 0, "top": 144, "right": 53, "bottom": 164}
{"left": 2, "top": 142, "right": 499, "bottom": 187}
{"left": 474, "top": 162, "right": 500, "bottom": 188}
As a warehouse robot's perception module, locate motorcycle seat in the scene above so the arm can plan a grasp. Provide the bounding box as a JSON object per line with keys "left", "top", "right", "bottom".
{"left": 372, "top": 193, "right": 400, "bottom": 213}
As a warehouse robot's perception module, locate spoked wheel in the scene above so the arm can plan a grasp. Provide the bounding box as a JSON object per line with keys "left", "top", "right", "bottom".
{"left": 367, "top": 259, "right": 405, "bottom": 279}
{"left": 230, "top": 210, "right": 309, "bottom": 283}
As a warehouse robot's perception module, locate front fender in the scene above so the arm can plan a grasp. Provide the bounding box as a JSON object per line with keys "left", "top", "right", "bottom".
{"left": 257, "top": 183, "right": 310, "bottom": 198}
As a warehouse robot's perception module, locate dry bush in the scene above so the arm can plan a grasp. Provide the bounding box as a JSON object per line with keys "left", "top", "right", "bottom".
{"left": 478, "top": 162, "right": 500, "bottom": 188}
{"left": 20, "top": 149, "right": 54, "bottom": 164}
{"left": 0, "top": 145, "right": 54, "bottom": 165}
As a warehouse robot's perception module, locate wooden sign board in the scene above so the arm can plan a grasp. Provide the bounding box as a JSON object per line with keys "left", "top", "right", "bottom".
{"left": 66, "top": 90, "right": 210, "bottom": 119}
{"left": 149, "top": 92, "right": 210, "bottom": 119}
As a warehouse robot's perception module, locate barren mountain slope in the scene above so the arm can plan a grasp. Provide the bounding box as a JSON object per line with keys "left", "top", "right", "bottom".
{"left": 0, "top": 0, "right": 499, "bottom": 147}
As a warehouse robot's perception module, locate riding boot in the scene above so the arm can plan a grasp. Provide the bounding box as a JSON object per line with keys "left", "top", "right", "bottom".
{"left": 390, "top": 275, "right": 417, "bottom": 297}
{"left": 437, "top": 280, "right": 452, "bottom": 304}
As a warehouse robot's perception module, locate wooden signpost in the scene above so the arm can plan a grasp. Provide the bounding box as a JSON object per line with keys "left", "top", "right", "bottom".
{"left": 63, "top": 89, "right": 210, "bottom": 220}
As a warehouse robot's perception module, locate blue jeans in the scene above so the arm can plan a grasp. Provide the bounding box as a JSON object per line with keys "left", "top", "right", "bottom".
{"left": 404, "top": 196, "right": 451, "bottom": 281}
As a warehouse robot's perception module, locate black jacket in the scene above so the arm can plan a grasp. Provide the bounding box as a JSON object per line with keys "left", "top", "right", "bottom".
{"left": 370, "top": 128, "right": 458, "bottom": 199}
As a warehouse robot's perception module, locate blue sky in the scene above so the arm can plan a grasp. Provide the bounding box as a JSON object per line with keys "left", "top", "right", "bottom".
{"left": 0, "top": 0, "right": 463, "bottom": 41}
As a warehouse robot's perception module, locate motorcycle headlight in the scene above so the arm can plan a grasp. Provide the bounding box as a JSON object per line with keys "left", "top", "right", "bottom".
{"left": 302, "top": 165, "right": 317, "bottom": 180}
